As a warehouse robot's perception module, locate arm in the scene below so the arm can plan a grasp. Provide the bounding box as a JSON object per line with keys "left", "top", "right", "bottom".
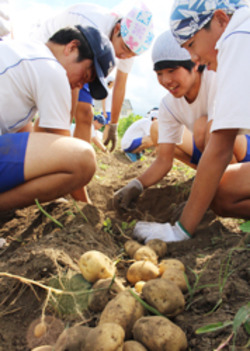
{"left": 180, "top": 129, "right": 238, "bottom": 234}
{"left": 101, "top": 99, "right": 107, "bottom": 118}
{"left": 91, "top": 135, "right": 107, "bottom": 153}
{"left": 33, "top": 118, "right": 70, "bottom": 136}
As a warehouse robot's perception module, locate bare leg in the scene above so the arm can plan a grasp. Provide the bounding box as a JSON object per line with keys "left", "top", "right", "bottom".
{"left": 74, "top": 101, "right": 94, "bottom": 142}
{"left": 0, "top": 133, "right": 96, "bottom": 211}
{"left": 174, "top": 128, "right": 197, "bottom": 169}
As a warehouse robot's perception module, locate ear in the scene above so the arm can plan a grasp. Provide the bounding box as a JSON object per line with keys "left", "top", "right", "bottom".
{"left": 213, "top": 9, "right": 230, "bottom": 28}
{"left": 114, "top": 22, "right": 121, "bottom": 34}
{"left": 64, "top": 39, "right": 80, "bottom": 56}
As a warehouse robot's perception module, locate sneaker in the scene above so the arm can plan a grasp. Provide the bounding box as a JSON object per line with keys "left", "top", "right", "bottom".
{"left": 125, "top": 152, "right": 138, "bottom": 162}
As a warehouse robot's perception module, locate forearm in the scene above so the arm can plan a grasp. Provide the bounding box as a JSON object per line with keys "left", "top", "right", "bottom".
{"left": 111, "top": 70, "right": 128, "bottom": 124}
{"left": 92, "top": 136, "right": 107, "bottom": 152}
{"left": 138, "top": 157, "right": 172, "bottom": 188}
{"left": 180, "top": 130, "right": 237, "bottom": 234}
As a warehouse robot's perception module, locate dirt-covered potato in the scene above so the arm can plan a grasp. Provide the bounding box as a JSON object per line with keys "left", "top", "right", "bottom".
{"left": 146, "top": 239, "right": 167, "bottom": 258}
{"left": 88, "top": 277, "right": 125, "bottom": 312}
{"left": 31, "top": 346, "right": 54, "bottom": 351}
{"left": 133, "top": 246, "right": 158, "bottom": 265}
{"left": 158, "top": 259, "right": 185, "bottom": 275}
{"left": 142, "top": 278, "right": 185, "bottom": 317}
{"left": 99, "top": 290, "right": 145, "bottom": 339}
{"left": 78, "top": 250, "right": 116, "bottom": 283}
{"left": 123, "top": 340, "right": 148, "bottom": 351}
{"left": 134, "top": 281, "right": 146, "bottom": 294}
{"left": 84, "top": 323, "right": 125, "bottom": 351}
{"left": 126, "top": 260, "right": 159, "bottom": 285}
{"left": 54, "top": 325, "right": 91, "bottom": 351}
{"left": 124, "top": 240, "right": 143, "bottom": 258}
{"left": 133, "top": 316, "right": 187, "bottom": 351}
{"left": 161, "top": 268, "right": 187, "bottom": 292}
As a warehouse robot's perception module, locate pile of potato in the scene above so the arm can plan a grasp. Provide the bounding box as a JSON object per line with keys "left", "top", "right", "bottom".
{"left": 29, "top": 242, "right": 188, "bottom": 351}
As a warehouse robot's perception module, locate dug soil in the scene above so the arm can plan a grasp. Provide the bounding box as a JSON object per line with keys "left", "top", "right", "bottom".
{"left": 0, "top": 149, "right": 249, "bottom": 351}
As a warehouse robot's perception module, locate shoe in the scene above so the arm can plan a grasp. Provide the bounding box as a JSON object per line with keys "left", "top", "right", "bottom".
{"left": 125, "top": 152, "right": 139, "bottom": 162}
{"left": 136, "top": 152, "right": 142, "bottom": 160}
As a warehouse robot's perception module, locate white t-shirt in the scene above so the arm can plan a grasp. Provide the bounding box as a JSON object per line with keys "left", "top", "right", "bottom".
{"left": 121, "top": 118, "right": 152, "bottom": 150}
{"left": 212, "top": 7, "right": 250, "bottom": 134}
{"left": 0, "top": 40, "right": 71, "bottom": 135}
{"left": 158, "top": 69, "right": 217, "bottom": 144}
{"left": 105, "top": 87, "right": 113, "bottom": 113}
{"left": 32, "top": 3, "right": 134, "bottom": 74}
{"left": 0, "top": 0, "right": 11, "bottom": 38}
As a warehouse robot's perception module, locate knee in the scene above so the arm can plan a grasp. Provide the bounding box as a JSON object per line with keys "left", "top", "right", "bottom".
{"left": 210, "top": 188, "right": 230, "bottom": 217}
{"left": 73, "top": 142, "right": 97, "bottom": 184}
{"left": 75, "top": 102, "right": 93, "bottom": 123}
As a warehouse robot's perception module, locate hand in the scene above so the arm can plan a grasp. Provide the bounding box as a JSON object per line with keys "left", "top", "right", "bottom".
{"left": 104, "top": 123, "right": 118, "bottom": 152}
{"left": 133, "top": 221, "right": 191, "bottom": 243}
{"left": 113, "top": 179, "right": 143, "bottom": 211}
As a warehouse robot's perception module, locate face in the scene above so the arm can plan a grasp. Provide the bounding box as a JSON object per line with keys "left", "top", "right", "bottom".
{"left": 111, "top": 23, "right": 137, "bottom": 59}
{"left": 182, "top": 10, "right": 229, "bottom": 71}
{"left": 156, "top": 66, "right": 197, "bottom": 99}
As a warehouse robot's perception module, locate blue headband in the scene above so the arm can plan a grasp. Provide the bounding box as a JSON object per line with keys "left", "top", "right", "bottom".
{"left": 170, "top": 0, "right": 248, "bottom": 45}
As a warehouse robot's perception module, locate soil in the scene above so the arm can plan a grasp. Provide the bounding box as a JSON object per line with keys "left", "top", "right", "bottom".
{"left": 0, "top": 149, "right": 249, "bottom": 351}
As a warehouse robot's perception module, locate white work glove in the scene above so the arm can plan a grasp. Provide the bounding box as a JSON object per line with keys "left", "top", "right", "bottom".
{"left": 104, "top": 123, "right": 118, "bottom": 152}
{"left": 133, "top": 221, "right": 191, "bottom": 243}
{"left": 113, "top": 179, "right": 143, "bottom": 211}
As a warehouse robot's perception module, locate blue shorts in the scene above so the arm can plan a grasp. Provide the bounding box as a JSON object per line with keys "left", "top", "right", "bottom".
{"left": 78, "top": 83, "right": 94, "bottom": 105}
{"left": 103, "top": 112, "right": 111, "bottom": 124}
{"left": 190, "top": 139, "right": 202, "bottom": 165}
{"left": 240, "top": 135, "right": 250, "bottom": 162}
{"left": 124, "top": 137, "right": 142, "bottom": 152}
{"left": 0, "top": 132, "right": 29, "bottom": 193}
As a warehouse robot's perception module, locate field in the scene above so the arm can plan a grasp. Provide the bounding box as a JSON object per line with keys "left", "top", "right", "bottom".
{"left": 0, "top": 149, "right": 249, "bottom": 351}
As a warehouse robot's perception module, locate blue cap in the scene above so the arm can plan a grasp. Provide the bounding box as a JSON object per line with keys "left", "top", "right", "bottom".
{"left": 77, "top": 25, "right": 116, "bottom": 100}
{"left": 94, "top": 114, "right": 106, "bottom": 125}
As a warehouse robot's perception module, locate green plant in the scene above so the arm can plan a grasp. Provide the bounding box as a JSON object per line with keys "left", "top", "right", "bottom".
{"left": 121, "top": 220, "right": 136, "bottom": 231}
{"left": 103, "top": 217, "right": 113, "bottom": 234}
{"left": 195, "top": 302, "right": 250, "bottom": 351}
{"left": 35, "top": 199, "right": 63, "bottom": 228}
{"left": 239, "top": 220, "right": 250, "bottom": 232}
{"left": 118, "top": 113, "right": 143, "bottom": 138}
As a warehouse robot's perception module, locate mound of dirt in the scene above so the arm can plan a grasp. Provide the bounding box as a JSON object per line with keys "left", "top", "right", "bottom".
{"left": 0, "top": 149, "right": 249, "bottom": 351}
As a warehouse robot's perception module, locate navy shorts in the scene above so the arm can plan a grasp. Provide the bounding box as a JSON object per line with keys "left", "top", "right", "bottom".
{"left": 240, "top": 135, "right": 250, "bottom": 162}
{"left": 190, "top": 138, "right": 202, "bottom": 165}
{"left": 0, "top": 132, "right": 29, "bottom": 193}
{"left": 78, "top": 83, "right": 94, "bottom": 105}
{"left": 124, "top": 137, "right": 143, "bottom": 152}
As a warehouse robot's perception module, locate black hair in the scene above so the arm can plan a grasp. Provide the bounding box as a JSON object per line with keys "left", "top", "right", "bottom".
{"left": 154, "top": 60, "right": 205, "bottom": 73}
{"left": 48, "top": 26, "right": 94, "bottom": 62}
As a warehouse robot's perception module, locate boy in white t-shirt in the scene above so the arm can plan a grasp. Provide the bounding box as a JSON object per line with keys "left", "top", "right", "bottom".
{"left": 33, "top": 3, "right": 154, "bottom": 152}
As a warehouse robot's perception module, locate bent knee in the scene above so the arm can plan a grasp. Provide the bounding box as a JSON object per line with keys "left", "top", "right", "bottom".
{"left": 72, "top": 141, "right": 96, "bottom": 183}
{"left": 211, "top": 192, "right": 231, "bottom": 217}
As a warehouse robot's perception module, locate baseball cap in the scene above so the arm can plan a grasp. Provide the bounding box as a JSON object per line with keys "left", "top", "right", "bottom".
{"left": 152, "top": 30, "right": 191, "bottom": 70}
{"left": 120, "top": 4, "right": 154, "bottom": 55}
{"left": 150, "top": 109, "right": 159, "bottom": 120}
{"left": 94, "top": 114, "right": 106, "bottom": 125}
{"left": 76, "top": 25, "right": 116, "bottom": 100}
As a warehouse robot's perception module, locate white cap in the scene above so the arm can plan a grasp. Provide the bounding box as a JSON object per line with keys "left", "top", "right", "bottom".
{"left": 152, "top": 29, "right": 191, "bottom": 67}
{"left": 150, "top": 109, "right": 159, "bottom": 119}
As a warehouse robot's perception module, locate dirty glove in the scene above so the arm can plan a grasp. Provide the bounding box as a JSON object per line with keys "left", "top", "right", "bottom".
{"left": 104, "top": 123, "right": 118, "bottom": 152}
{"left": 133, "top": 221, "right": 191, "bottom": 244}
{"left": 113, "top": 179, "right": 143, "bottom": 211}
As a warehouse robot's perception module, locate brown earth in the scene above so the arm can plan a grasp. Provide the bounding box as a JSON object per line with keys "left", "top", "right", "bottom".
{"left": 0, "top": 149, "right": 249, "bottom": 351}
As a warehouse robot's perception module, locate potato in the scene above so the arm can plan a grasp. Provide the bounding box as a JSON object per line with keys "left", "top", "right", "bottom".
{"left": 54, "top": 325, "right": 91, "bottom": 351}
{"left": 123, "top": 340, "right": 148, "bottom": 351}
{"left": 158, "top": 259, "right": 185, "bottom": 275}
{"left": 126, "top": 260, "right": 159, "bottom": 285}
{"left": 142, "top": 278, "right": 185, "bottom": 317}
{"left": 146, "top": 239, "right": 167, "bottom": 258}
{"left": 99, "top": 290, "right": 145, "bottom": 339}
{"left": 161, "top": 268, "right": 187, "bottom": 292}
{"left": 78, "top": 250, "right": 116, "bottom": 283}
{"left": 134, "top": 246, "right": 158, "bottom": 265}
{"left": 134, "top": 281, "right": 146, "bottom": 294}
{"left": 31, "top": 347, "right": 54, "bottom": 351}
{"left": 133, "top": 316, "right": 187, "bottom": 351}
{"left": 88, "top": 278, "right": 125, "bottom": 312}
{"left": 84, "top": 323, "right": 125, "bottom": 351}
{"left": 124, "top": 240, "right": 143, "bottom": 258}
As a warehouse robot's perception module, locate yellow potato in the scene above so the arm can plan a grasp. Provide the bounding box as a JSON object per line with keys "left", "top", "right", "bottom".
{"left": 134, "top": 281, "right": 146, "bottom": 294}
{"left": 99, "top": 290, "right": 145, "bottom": 339}
{"left": 84, "top": 323, "right": 125, "bottom": 351}
{"left": 158, "top": 259, "right": 185, "bottom": 275}
{"left": 54, "top": 325, "right": 91, "bottom": 351}
{"left": 31, "top": 347, "right": 53, "bottom": 351}
{"left": 88, "top": 278, "right": 125, "bottom": 312}
{"left": 161, "top": 268, "right": 187, "bottom": 292}
{"left": 78, "top": 250, "right": 116, "bottom": 283}
{"left": 126, "top": 260, "right": 159, "bottom": 285}
{"left": 146, "top": 239, "right": 167, "bottom": 258}
{"left": 142, "top": 278, "right": 185, "bottom": 317}
{"left": 124, "top": 240, "right": 143, "bottom": 258}
{"left": 134, "top": 246, "right": 158, "bottom": 265}
{"left": 123, "top": 340, "right": 148, "bottom": 351}
{"left": 133, "top": 316, "right": 188, "bottom": 351}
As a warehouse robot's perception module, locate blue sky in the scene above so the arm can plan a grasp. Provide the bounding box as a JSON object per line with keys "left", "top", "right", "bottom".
{"left": 12, "top": 0, "right": 173, "bottom": 116}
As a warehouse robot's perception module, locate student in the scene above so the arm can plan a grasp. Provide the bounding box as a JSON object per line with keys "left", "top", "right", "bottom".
{"left": 121, "top": 109, "right": 159, "bottom": 162}
{"left": 131, "top": 0, "right": 250, "bottom": 243}
{"left": 32, "top": 3, "right": 154, "bottom": 151}
{"left": 114, "top": 29, "right": 250, "bottom": 241}
{"left": 0, "top": 25, "right": 115, "bottom": 211}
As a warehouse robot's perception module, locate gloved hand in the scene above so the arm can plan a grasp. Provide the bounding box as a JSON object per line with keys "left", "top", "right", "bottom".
{"left": 133, "top": 221, "right": 191, "bottom": 243}
{"left": 104, "top": 123, "right": 118, "bottom": 152}
{"left": 113, "top": 179, "right": 143, "bottom": 211}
